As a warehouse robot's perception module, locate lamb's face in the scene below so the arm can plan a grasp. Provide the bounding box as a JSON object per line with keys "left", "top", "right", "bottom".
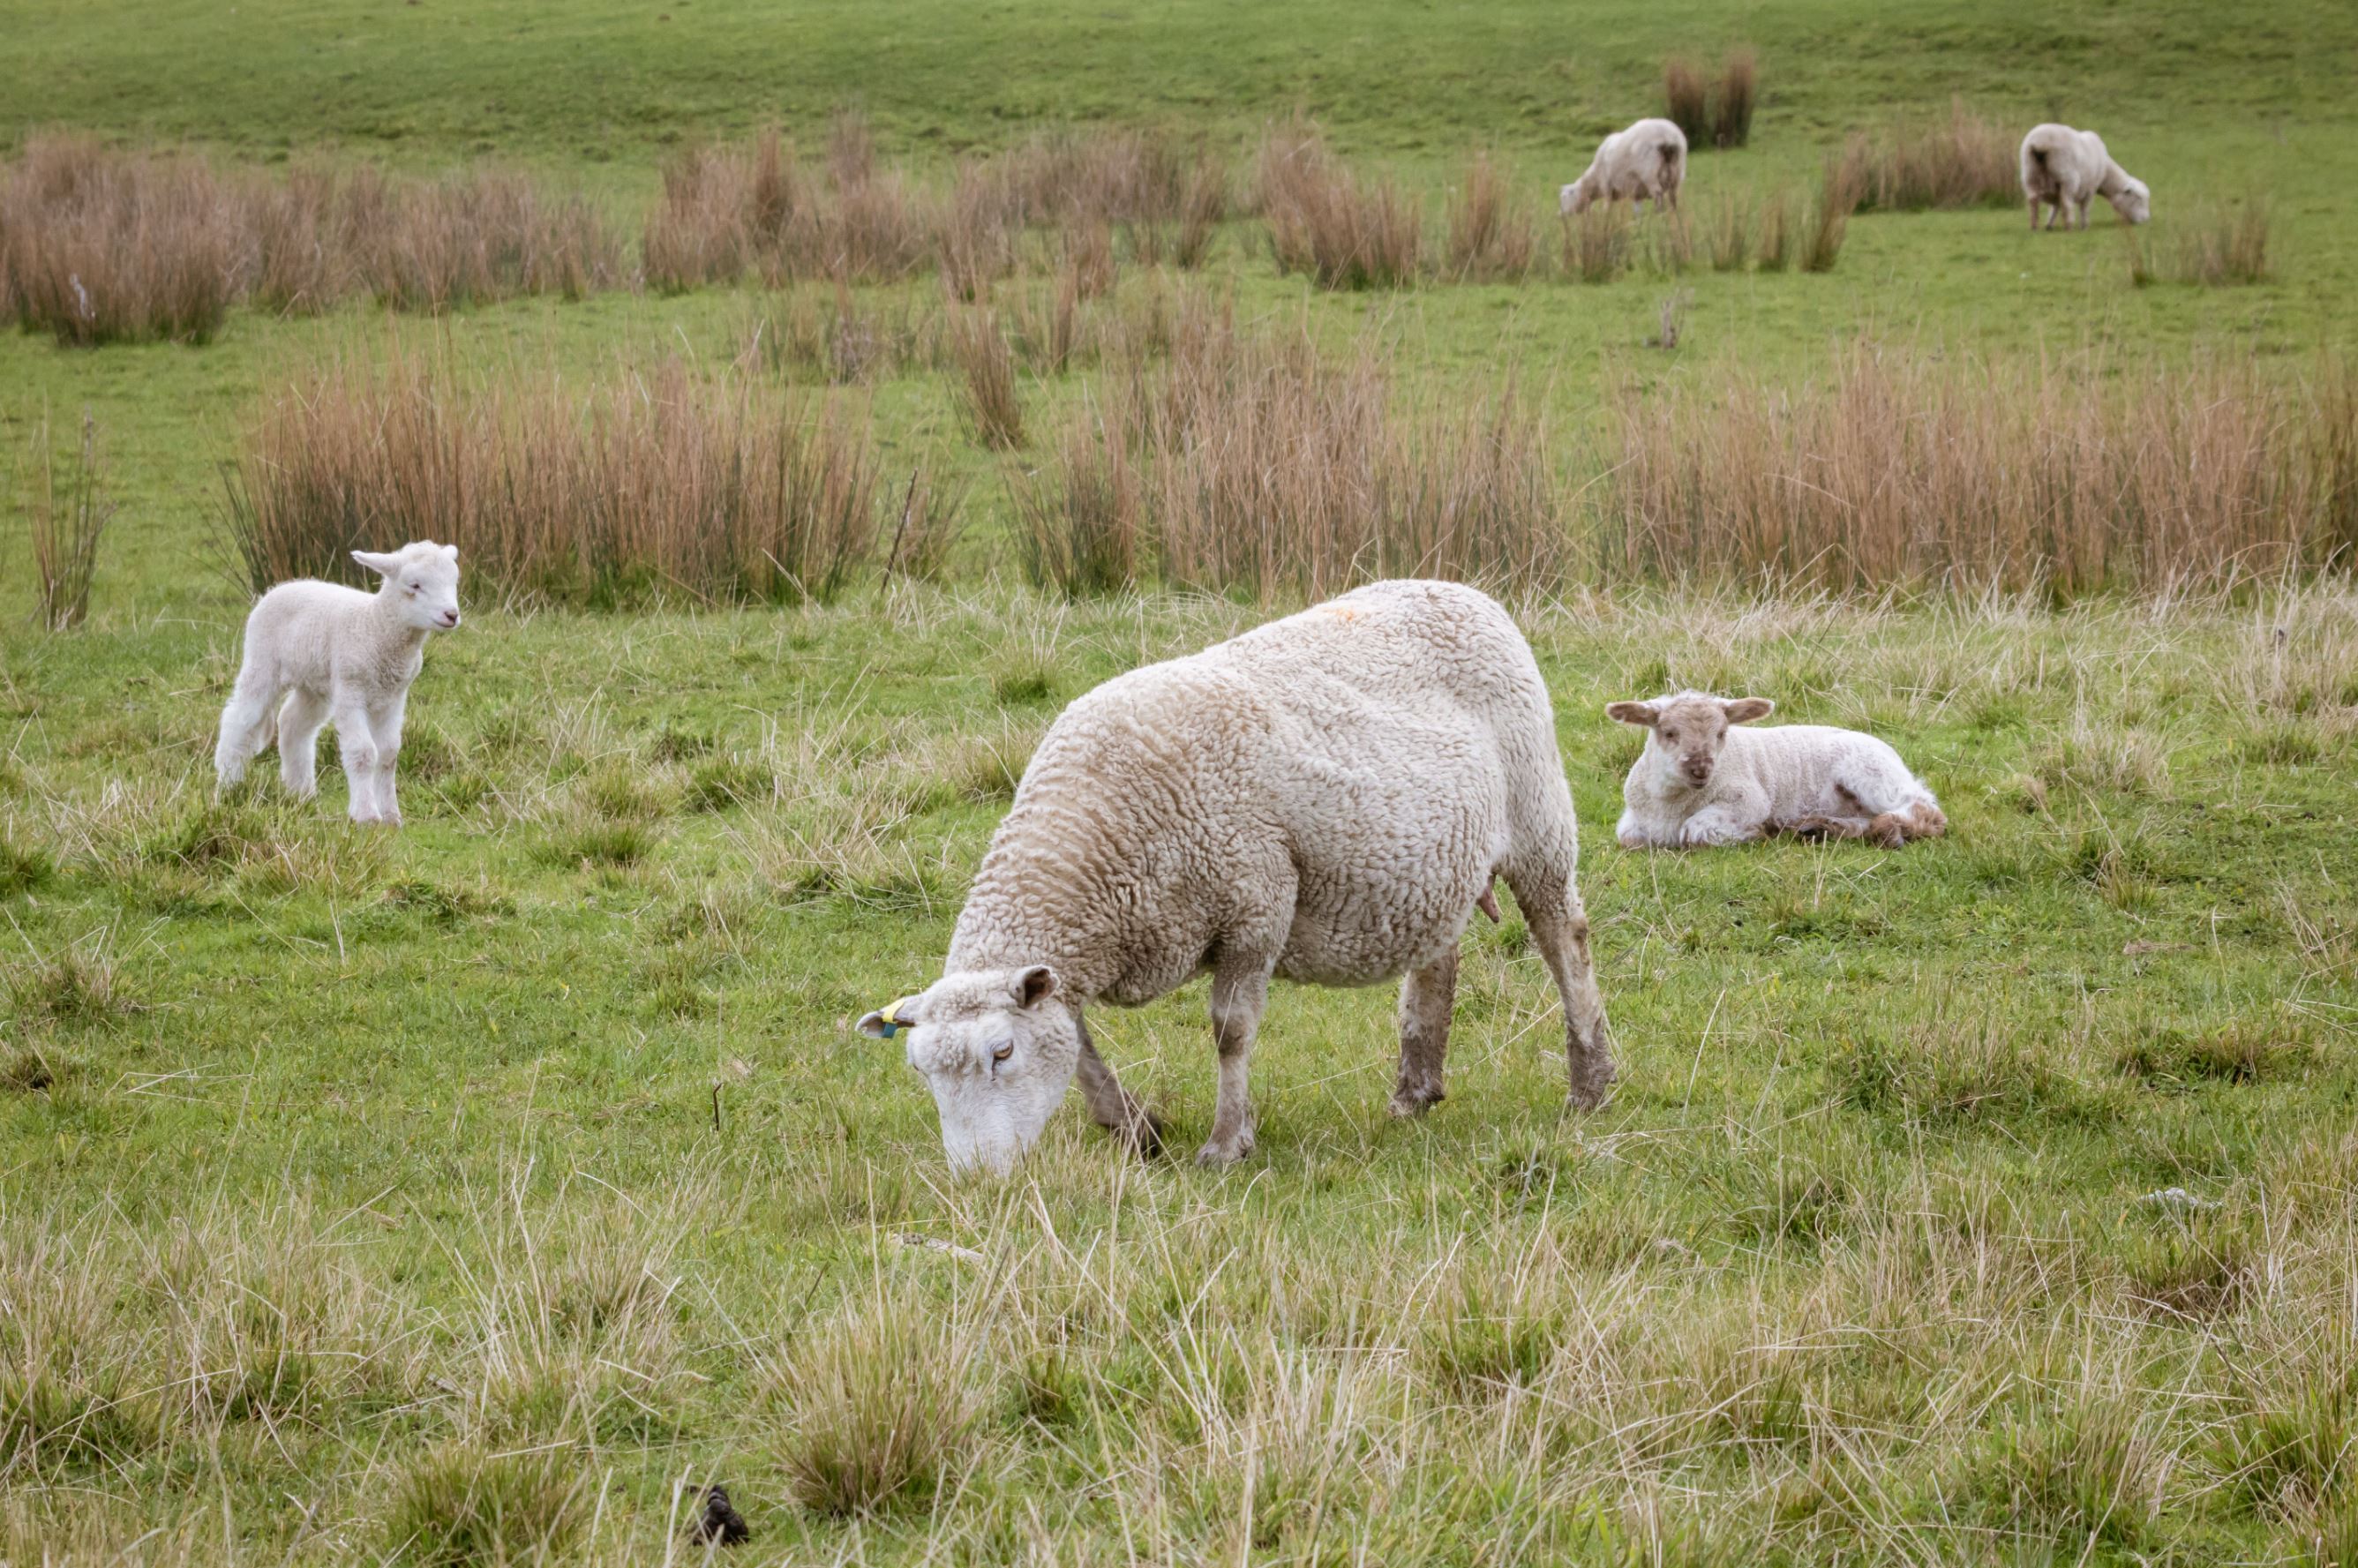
{"left": 857, "top": 965, "right": 1080, "bottom": 1174}
{"left": 2114, "top": 178, "right": 2151, "bottom": 225}
{"left": 1606, "top": 693, "right": 1776, "bottom": 789}
{"left": 356, "top": 543, "right": 462, "bottom": 632}
{"left": 1562, "top": 180, "right": 1595, "bottom": 217}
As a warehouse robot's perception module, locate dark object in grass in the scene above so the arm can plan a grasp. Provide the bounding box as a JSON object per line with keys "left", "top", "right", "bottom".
{"left": 693, "top": 1483, "right": 750, "bottom": 1546}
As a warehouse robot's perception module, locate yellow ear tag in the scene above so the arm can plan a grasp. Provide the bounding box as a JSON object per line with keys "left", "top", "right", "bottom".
{"left": 878, "top": 1002, "right": 902, "bottom": 1039}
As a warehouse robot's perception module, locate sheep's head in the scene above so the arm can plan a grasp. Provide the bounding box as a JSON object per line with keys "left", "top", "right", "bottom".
{"left": 2111, "top": 176, "right": 2151, "bottom": 226}
{"left": 858, "top": 964, "right": 1079, "bottom": 1174}
{"left": 356, "top": 542, "right": 462, "bottom": 632}
{"left": 1560, "top": 179, "right": 1594, "bottom": 217}
{"left": 1607, "top": 692, "right": 1775, "bottom": 788}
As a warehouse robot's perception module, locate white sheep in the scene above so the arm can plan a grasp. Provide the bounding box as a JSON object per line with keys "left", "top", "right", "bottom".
{"left": 857, "top": 580, "right": 1617, "bottom": 1174}
{"left": 213, "top": 543, "right": 462, "bottom": 826}
{"left": 1606, "top": 691, "right": 1945, "bottom": 850}
{"left": 1560, "top": 117, "right": 1688, "bottom": 216}
{"left": 2018, "top": 124, "right": 2150, "bottom": 231}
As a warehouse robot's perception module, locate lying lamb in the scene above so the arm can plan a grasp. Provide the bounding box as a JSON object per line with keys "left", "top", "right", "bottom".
{"left": 214, "top": 543, "right": 462, "bottom": 826}
{"left": 1607, "top": 692, "right": 1944, "bottom": 850}
{"left": 2018, "top": 124, "right": 2150, "bottom": 231}
{"left": 858, "top": 580, "right": 1617, "bottom": 1174}
{"left": 1560, "top": 117, "right": 1688, "bottom": 216}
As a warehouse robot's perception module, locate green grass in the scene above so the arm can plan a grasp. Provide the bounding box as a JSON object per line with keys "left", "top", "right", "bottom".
{"left": 6, "top": 0, "right": 2358, "bottom": 1558}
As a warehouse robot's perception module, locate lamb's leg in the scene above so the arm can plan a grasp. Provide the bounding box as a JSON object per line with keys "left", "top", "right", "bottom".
{"left": 369, "top": 693, "right": 409, "bottom": 827}
{"left": 1390, "top": 947, "right": 1458, "bottom": 1118}
{"left": 331, "top": 700, "right": 381, "bottom": 825}
{"left": 1506, "top": 859, "right": 1616, "bottom": 1111}
{"left": 1075, "top": 1017, "right": 1161, "bottom": 1159}
{"left": 1786, "top": 814, "right": 1874, "bottom": 842}
{"left": 1199, "top": 956, "right": 1274, "bottom": 1167}
{"left": 214, "top": 679, "right": 277, "bottom": 792}
{"left": 277, "top": 689, "right": 328, "bottom": 799}
{"left": 1678, "top": 805, "right": 1767, "bottom": 847}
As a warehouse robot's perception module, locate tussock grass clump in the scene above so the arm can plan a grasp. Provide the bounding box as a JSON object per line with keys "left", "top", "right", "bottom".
{"left": 767, "top": 1288, "right": 980, "bottom": 1515}
{"left": 1662, "top": 60, "right": 1710, "bottom": 146}
{"left": 383, "top": 1445, "right": 592, "bottom": 1565}
{"left": 1560, "top": 204, "right": 1635, "bottom": 281}
{"left": 225, "top": 351, "right": 894, "bottom": 605}
{"left": 1800, "top": 162, "right": 1855, "bottom": 272}
{"left": 346, "top": 167, "right": 621, "bottom": 311}
{"left": 22, "top": 412, "right": 116, "bottom": 632}
{"left": 5, "top": 930, "right": 135, "bottom": 1028}
{"left": 2128, "top": 199, "right": 2272, "bottom": 285}
{"left": 1831, "top": 100, "right": 2018, "bottom": 212}
{"left": 1664, "top": 51, "right": 1760, "bottom": 149}
{"left": 0, "top": 836, "right": 54, "bottom": 898}
{"left": 0, "top": 134, "right": 236, "bottom": 345}
{"left": 1599, "top": 346, "right": 2348, "bottom": 595}
{"left": 1011, "top": 402, "right": 1140, "bottom": 596}
{"left": 1258, "top": 119, "right": 1423, "bottom": 289}
{"left": 949, "top": 307, "right": 1025, "bottom": 449}
{"left": 1444, "top": 153, "right": 1540, "bottom": 281}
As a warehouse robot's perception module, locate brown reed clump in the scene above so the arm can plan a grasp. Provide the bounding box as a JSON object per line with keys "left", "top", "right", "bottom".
{"left": 1258, "top": 119, "right": 1422, "bottom": 289}
{"left": 1801, "top": 161, "right": 1856, "bottom": 273}
{"left": 1662, "top": 60, "right": 1711, "bottom": 146}
{"left": 1836, "top": 99, "right": 2018, "bottom": 212}
{"left": 0, "top": 135, "right": 237, "bottom": 345}
{"left": 949, "top": 307, "right": 1025, "bottom": 448}
{"left": 1560, "top": 205, "right": 1634, "bottom": 283}
{"left": 1010, "top": 402, "right": 1141, "bottom": 597}
{"left": 1754, "top": 189, "right": 1795, "bottom": 271}
{"left": 1444, "top": 154, "right": 1540, "bottom": 282}
{"left": 222, "top": 351, "right": 888, "bottom": 605}
{"left": 1712, "top": 51, "right": 1759, "bottom": 149}
{"left": 24, "top": 411, "right": 117, "bottom": 630}
{"left": 346, "top": 169, "right": 621, "bottom": 311}
{"left": 1596, "top": 346, "right": 2347, "bottom": 596}
{"left": 1707, "top": 193, "right": 1752, "bottom": 271}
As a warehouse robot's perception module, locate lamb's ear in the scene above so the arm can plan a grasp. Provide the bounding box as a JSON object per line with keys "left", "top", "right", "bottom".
{"left": 1605, "top": 701, "right": 1660, "bottom": 727}
{"left": 441, "top": 544, "right": 459, "bottom": 563}
{"left": 351, "top": 550, "right": 402, "bottom": 578}
{"left": 1012, "top": 964, "right": 1058, "bottom": 1008}
{"left": 1723, "top": 697, "right": 1775, "bottom": 724}
{"left": 856, "top": 994, "right": 924, "bottom": 1039}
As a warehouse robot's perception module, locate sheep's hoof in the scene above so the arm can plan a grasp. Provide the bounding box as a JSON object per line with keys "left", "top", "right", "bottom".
{"left": 1566, "top": 1054, "right": 1618, "bottom": 1111}
{"left": 1195, "top": 1128, "right": 1255, "bottom": 1167}
{"left": 1120, "top": 1110, "right": 1164, "bottom": 1160}
{"left": 1387, "top": 1085, "right": 1444, "bottom": 1119}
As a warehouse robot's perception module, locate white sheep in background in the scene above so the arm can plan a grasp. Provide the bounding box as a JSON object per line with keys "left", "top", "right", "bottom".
{"left": 857, "top": 580, "right": 1617, "bottom": 1174}
{"left": 214, "top": 543, "right": 462, "bottom": 826}
{"left": 2019, "top": 124, "right": 2150, "bottom": 231}
{"left": 1560, "top": 117, "right": 1688, "bottom": 216}
{"left": 1606, "top": 691, "right": 1945, "bottom": 850}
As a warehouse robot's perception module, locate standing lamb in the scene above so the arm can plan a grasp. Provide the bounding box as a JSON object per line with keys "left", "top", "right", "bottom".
{"left": 2018, "top": 124, "right": 2150, "bottom": 231}
{"left": 214, "top": 543, "right": 462, "bottom": 826}
{"left": 856, "top": 581, "right": 1617, "bottom": 1174}
{"left": 1607, "top": 692, "right": 1944, "bottom": 850}
{"left": 1560, "top": 117, "right": 1688, "bottom": 216}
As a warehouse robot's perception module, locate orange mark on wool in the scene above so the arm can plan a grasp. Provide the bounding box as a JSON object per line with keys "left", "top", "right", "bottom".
{"left": 1321, "top": 606, "right": 1360, "bottom": 621}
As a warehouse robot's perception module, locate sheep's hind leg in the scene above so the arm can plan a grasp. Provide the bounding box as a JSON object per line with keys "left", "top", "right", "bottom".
{"left": 1076, "top": 1017, "right": 1162, "bottom": 1159}
{"left": 1506, "top": 858, "right": 1616, "bottom": 1110}
{"left": 277, "top": 689, "right": 328, "bottom": 799}
{"left": 214, "top": 682, "right": 277, "bottom": 792}
{"left": 1389, "top": 947, "right": 1457, "bottom": 1118}
{"left": 1199, "top": 954, "right": 1275, "bottom": 1167}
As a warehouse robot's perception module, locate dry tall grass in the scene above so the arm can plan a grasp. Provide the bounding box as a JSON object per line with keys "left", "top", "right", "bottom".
{"left": 1662, "top": 60, "right": 1711, "bottom": 146}
{"left": 0, "top": 135, "right": 236, "bottom": 344}
{"left": 1801, "top": 167, "right": 1855, "bottom": 273}
{"left": 223, "top": 351, "right": 895, "bottom": 604}
{"left": 1444, "top": 154, "right": 1540, "bottom": 281}
{"left": 1712, "top": 50, "right": 1760, "bottom": 149}
{"left": 1597, "top": 347, "right": 2357, "bottom": 594}
{"left": 2127, "top": 200, "right": 2272, "bottom": 286}
{"left": 22, "top": 412, "right": 116, "bottom": 631}
{"left": 950, "top": 307, "right": 1025, "bottom": 448}
{"left": 1832, "top": 100, "right": 2018, "bottom": 211}
{"left": 1663, "top": 53, "right": 1759, "bottom": 149}
{"left": 1258, "top": 120, "right": 1423, "bottom": 289}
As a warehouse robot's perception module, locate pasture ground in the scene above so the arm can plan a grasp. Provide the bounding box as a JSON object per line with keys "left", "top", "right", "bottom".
{"left": 4, "top": 0, "right": 2358, "bottom": 1561}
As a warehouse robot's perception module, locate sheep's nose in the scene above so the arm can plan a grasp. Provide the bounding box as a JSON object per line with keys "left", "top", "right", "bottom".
{"left": 1682, "top": 760, "right": 1711, "bottom": 782}
{"left": 439, "top": 610, "right": 461, "bottom": 628}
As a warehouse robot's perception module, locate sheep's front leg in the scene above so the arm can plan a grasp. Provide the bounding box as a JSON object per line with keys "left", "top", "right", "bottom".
{"left": 332, "top": 700, "right": 382, "bottom": 825}
{"left": 1076, "top": 1017, "right": 1162, "bottom": 1159}
{"left": 1389, "top": 947, "right": 1457, "bottom": 1118}
{"left": 1678, "top": 804, "right": 1766, "bottom": 847}
{"left": 277, "top": 689, "right": 329, "bottom": 799}
{"left": 368, "top": 693, "right": 409, "bottom": 827}
{"left": 1200, "top": 956, "right": 1274, "bottom": 1167}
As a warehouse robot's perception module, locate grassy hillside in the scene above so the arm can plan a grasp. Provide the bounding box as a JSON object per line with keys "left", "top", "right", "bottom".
{"left": 4, "top": 0, "right": 2358, "bottom": 1561}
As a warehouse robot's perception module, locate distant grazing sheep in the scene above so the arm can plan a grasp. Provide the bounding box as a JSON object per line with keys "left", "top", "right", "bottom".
{"left": 1606, "top": 691, "right": 1945, "bottom": 850}
{"left": 214, "top": 543, "right": 462, "bottom": 826}
{"left": 1560, "top": 117, "right": 1689, "bottom": 216}
{"left": 2019, "top": 124, "right": 2150, "bottom": 230}
{"left": 858, "top": 580, "right": 1618, "bottom": 1174}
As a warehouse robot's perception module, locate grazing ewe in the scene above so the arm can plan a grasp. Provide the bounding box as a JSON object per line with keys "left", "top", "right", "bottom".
{"left": 858, "top": 580, "right": 1617, "bottom": 1174}
{"left": 1607, "top": 692, "right": 1944, "bottom": 850}
{"left": 1560, "top": 117, "right": 1688, "bottom": 216}
{"left": 2019, "top": 124, "right": 2150, "bottom": 231}
{"left": 214, "top": 543, "right": 462, "bottom": 826}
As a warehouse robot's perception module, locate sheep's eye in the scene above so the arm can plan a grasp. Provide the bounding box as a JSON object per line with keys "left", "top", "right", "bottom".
{"left": 990, "top": 1042, "right": 1015, "bottom": 1063}
{"left": 406, "top": 582, "right": 421, "bottom": 594}
{"left": 1660, "top": 729, "right": 1677, "bottom": 742}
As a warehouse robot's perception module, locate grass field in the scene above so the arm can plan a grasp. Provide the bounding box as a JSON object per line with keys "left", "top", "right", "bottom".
{"left": 5, "top": 0, "right": 2358, "bottom": 1561}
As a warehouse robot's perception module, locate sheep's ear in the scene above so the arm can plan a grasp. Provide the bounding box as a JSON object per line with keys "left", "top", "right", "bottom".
{"left": 351, "top": 550, "right": 402, "bottom": 578}
{"left": 1723, "top": 697, "right": 1774, "bottom": 724}
{"left": 441, "top": 544, "right": 459, "bottom": 563}
{"left": 856, "top": 994, "right": 924, "bottom": 1039}
{"left": 1605, "top": 701, "right": 1659, "bottom": 727}
{"left": 1012, "top": 965, "right": 1058, "bottom": 1009}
